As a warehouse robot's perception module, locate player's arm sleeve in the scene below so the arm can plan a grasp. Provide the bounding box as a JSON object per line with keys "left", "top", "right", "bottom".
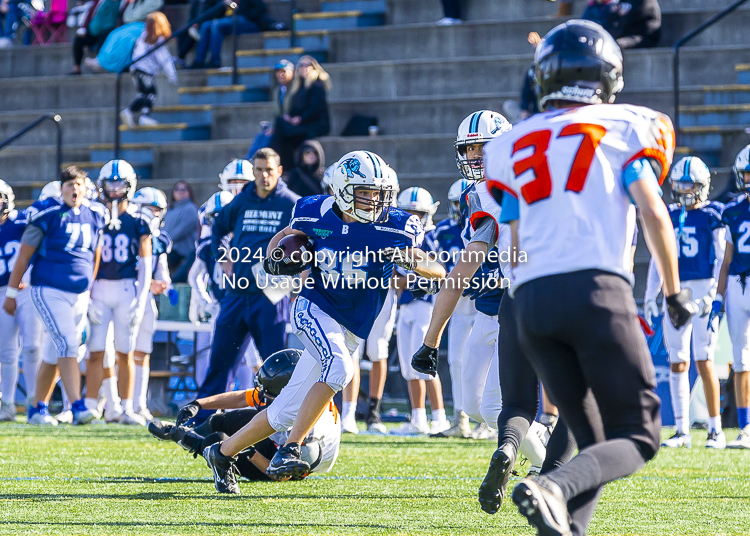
{"left": 623, "top": 112, "right": 675, "bottom": 185}
{"left": 187, "top": 256, "right": 212, "bottom": 304}
{"left": 496, "top": 222, "right": 512, "bottom": 254}
{"left": 623, "top": 158, "right": 662, "bottom": 202}
{"left": 135, "top": 252, "right": 153, "bottom": 313}
{"left": 20, "top": 224, "right": 44, "bottom": 248}
{"left": 644, "top": 257, "right": 662, "bottom": 302}
{"left": 469, "top": 217, "right": 497, "bottom": 247}
{"left": 711, "top": 226, "right": 727, "bottom": 296}
{"left": 500, "top": 194, "right": 519, "bottom": 223}
{"left": 245, "top": 388, "right": 261, "bottom": 408}
{"left": 211, "top": 203, "right": 233, "bottom": 257}
{"left": 154, "top": 252, "right": 171, "bottom": 284}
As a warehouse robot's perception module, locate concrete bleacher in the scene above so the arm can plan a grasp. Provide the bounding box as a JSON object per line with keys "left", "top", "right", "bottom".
{"left": 0, "top": 0, "right": 748, "bottom": 249}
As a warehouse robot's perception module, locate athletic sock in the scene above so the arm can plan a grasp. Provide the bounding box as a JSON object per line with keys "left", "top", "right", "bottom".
{"left": 738, "top": 407, "right": 750, "bottom": 429}
{"left": 708, "top": 416, "right": 722, "bottom": 433}
{"left": 412, "top": 408, "right": 427, "bottom": 428}
{"left": 342, "top": 401, "right": 356, "bottom": 423}
{"left": 0, "top": 362, "right": 18, "bottom": 407}
{"left": 134, "top": 364, "right": 149, "bottom": 413}
{"left": 102, "top": 376, "right": 121, "bottom": 414}
{"left": 122, "top": 398, "right": 134, "bottom": 414}
{"left": 21, "top": 350, "right": 40, "bottom": 403}
{"left": 84, "top": 398, "right": 99, "bottom": 412}
{"left": 367, "top": 397, "right": 382, "bottom": 422}
{"left": 669, "top": 371, "right": 690, "bottom": 434}
{"left": 431, "top": 408, "right": 447, "bottom": 423}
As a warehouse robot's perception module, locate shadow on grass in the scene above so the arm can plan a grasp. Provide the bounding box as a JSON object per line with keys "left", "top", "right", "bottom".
{"left": 0, "top": 520, "right": 400, "bottom": 530}
{"left": 0, "top": 491, "right": 456, "bottom": 501}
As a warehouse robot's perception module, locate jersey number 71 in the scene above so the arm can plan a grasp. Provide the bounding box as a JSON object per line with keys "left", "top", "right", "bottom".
{"left": 513, "top": 124, "right": 607, "bottom": 205}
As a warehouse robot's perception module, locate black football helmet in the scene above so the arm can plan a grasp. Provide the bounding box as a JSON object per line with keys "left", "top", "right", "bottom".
{"left": 255, "top": 349, "right": 302, "bottom": 402}
{"left": 534, "top": 19, "right": 624, "bottom": 110}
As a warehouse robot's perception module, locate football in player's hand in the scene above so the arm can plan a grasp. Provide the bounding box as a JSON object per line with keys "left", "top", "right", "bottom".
{"left": 265, "top": 234, "right": 314, "bottom": 276}
{"left": 277, "top": 234, "right": 314, "bottom": 264}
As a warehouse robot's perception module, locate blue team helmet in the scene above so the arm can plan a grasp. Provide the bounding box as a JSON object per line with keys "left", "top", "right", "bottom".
{"left": 330, "top": 150, "right": 398, "bottom": 223}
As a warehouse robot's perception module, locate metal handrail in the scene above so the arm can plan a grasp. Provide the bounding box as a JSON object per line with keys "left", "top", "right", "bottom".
{"left": 114, "top": 2, "right": 237, "bottom": 158}
{"left": 0, "top": 114, "right": 63, "bottom": 172}
{"left": 673, "top": 0, "right": 750, "bottom": 144}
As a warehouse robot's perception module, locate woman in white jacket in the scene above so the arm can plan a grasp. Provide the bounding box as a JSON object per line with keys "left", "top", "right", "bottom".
{"left": 121, "top": 11, "right": 177, "bottom": 127}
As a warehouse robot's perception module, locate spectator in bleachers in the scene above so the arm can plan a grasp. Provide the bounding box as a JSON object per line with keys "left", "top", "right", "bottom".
{"left": 175, "top": 0, "right": 222, "bottom": 68}
{"left": 70, "top": 0, "right": 122, "bottom": 75}
{"left": 283, "top": 140, "right": 325, "bottom": 198}
{"left": 0, "top": 0, "right": 30, "bottom": 46}
{"left": 582, "top": 0, "right": 661, "bottom": 49}
{"left": 189, "top": 0, "right": 270, "bottom": 69}
{"left": 270, "top": 55, "right": 331, "bottom": 172}
{"left": 120, "top": 11, "right": 177, "bottom": 127}
{"left": 122, "top": 0, "right": 164, "bottom": 24}
{"left": 163, "top": 180, "right": 199, "bottom": 283}
{"left": 244, "top": 59, "right": 295, "bottom": 159}
{"left": 437, "top": 0, "right": 461, "bottom": 25}
{"left": 519, "top": 31, "right": 541, "bottom": 121}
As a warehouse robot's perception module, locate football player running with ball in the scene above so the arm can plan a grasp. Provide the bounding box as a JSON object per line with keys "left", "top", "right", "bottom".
{"left": 644, "top": 157, "right": 726, "bottom": 449}
{"left": 85, "top": 160, "right": 152, "bottom": 425}
{"left": 4, "top": 167, "right": 107, "bottom": 426}
{"left": 484, "top": 20, "right": 692, "bottom": 536}
{"left": 202, "top": 150, "right": 445, "bottom": 490}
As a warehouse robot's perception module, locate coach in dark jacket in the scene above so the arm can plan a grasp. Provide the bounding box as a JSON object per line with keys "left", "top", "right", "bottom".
{"left": 582, "top": 0, "right": 661, "bottom": 49}
{"left": 271, "top": 55, "right": 331, "bottom": 171}
{"left": 197, "top": 148, "right": 299, "bottom": 406}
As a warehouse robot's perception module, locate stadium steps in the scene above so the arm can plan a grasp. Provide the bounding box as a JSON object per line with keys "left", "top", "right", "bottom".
{"left": 177, "top": 84, "right": 269, "bottom": 105}
{"left": 206, "top": 66, "right": 273, "bottom": 88}
{"left": 119, "top": 122, "right": 211, "bottom": 144}
{"left": 234, "top": 48, "right": 309, "bottom": 69}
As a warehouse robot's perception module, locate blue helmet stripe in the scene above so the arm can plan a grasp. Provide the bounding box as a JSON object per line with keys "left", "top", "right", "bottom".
{"left": 411, "top": 188, "right": 418, "bottom": 202}
{"left": 469, "top": 111, "right": 484, "bottom": 134}
{"left": 365, "top": 152, "right": 381, "bottom": 179}
{"left": 236, "top": 160, "right": 242, "bottom": 176}
{"left": 112, "top": 160, "right": 120, "bottom": 179}
{"left": 683, "top": 156, "right": 692, "bottom": 181}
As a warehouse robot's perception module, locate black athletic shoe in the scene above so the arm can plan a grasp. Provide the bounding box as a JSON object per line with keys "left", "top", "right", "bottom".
{"left": 267, "top": 443, "right": 310, "bottom": 481}
{"left": 148, "top": 420, "right": 175, "bottom": 441}
{"left": 203, "top": 443, "right": 240, "bottom": 494}
{"left": 172, "top": 426, "right": 204, "bottom": 457}
{"left": 478, "top": 443, "right": 516, "bottom": 514}
{"left": 512, "top": 478, "right": 572, "bottom": 536}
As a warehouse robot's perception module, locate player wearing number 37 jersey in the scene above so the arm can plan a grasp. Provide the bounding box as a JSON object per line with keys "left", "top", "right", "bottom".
{"left": 484, "top": 20, "right": 694, "bottom": 536}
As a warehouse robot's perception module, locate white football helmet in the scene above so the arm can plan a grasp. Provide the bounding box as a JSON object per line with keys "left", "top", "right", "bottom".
{"left": 387, "top": 165, "right": 400, "bottom": 198}
{"left": 670, "top": 157, "right": 711, "bottom": 208}
{"left": 133, "top": 187, "right": 168, "bottom": 224}
{"left": 98, "top": 159, "right": 137, "bottom": 201}
{"left": 397, "top": 187, "right": 439, "bottom": 231}
{"left": 330, "top": 150, "right": 398, "bottom": 223}
{"left": 322, "top": 164, "right": 336, "bottom": 195}
{"left": 447, "top": 178, "right": 469, "bottom": 222}
{"left": 0, "top": 179, "right": 14, "bottom": 217}
{"left": 734, "top": 144, "right": 750, "bottom": 192}
{"left": 84, "top": 177, "right": 98, "bottom": 201}
{"left": 219, "top": 159, "right": 254, "bottom": 195}
{"left": 199, "top": 191, "right": 235, "bottom": 228}
{"left": 38, "top": 180, "right": 61, "bottom": 201}
{"left": 455, "top": 110, "right": 511, "bottom": 181}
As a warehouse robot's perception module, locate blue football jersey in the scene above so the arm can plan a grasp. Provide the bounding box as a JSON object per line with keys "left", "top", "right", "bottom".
{"left": 722, "top": 195, "right": 750, "bottom": 276}
{"left": 433, "top": 218, "right": 464, "bottom": 273}
{"left": 29, "top": 198, "right": 107, "bottom": 294}
{"left": 290, "top": 195, "right": 425, "bottom": 339}
{"left": 197, "top": 237, "right": 227, "bottom": 302}
{"left": 669, "top": 201, "right": 723, "bottom": 281}
{"left": 96, "top": 206, "right": 151, "bottom": 281}
{"left": 399, "top": 228, "right": 438, "bottom": 305}
{"left": 0, "top": 210, "right": 27, "bottom": 288}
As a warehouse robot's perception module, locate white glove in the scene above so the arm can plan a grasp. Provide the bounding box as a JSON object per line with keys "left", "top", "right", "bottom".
{"left": 205, "top": 301, "right": 220, "bottom": 321}
{"left": 88, "top": 300, "right": 104, "bottom": 325}
{"left": 188, "top": 294, "right": 200, "bottom": 324}
{"left": 129, "top": 309, "right": 144, "bottom": 329}
{"left": 698, "top": 295, "right": 713, "bottom": 317}
{"left": 644, "top": 299, "right": 659, "bottom": 328}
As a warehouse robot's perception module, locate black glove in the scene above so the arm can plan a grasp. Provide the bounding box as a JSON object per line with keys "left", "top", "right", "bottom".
{"left": 175, "top": 400, "right": 201, "bottom": 426}
{"left": 411, "top": 344, "right": 439, "bottom": 377}
{"left": 380, "top": 247, "right": 417, "bottom": 271}
{"left": 666, "top": 289, "right": 697, "bottom": 329}
{"left": 462, "top": 265, "right": 500, "bottom": 300}
{"left": 408, "top": 278, "right": 440, "bottom": 299}
{"left": 263, "top": 245, "right": 309, "bottom": 276}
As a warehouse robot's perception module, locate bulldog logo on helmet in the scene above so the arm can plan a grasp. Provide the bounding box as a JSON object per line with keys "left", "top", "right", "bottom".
{"left": 340, "top": 158, "right": 366, "bottom": 179}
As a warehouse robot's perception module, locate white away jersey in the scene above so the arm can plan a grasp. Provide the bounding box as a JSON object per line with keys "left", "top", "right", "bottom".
{"left": 485, "top": 103, "right": 674, "bottom": 288}
{"left": 270, "top": 401, "right": 341, "bottom": 474}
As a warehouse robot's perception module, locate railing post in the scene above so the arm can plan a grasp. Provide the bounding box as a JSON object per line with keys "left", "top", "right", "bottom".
{"left": 115, "top": 72, "right": 122, "bottom": 160}
{"left": 290, "top": 0, "right": 297, "bottom": 48}
{"left": 53, "top": 114, "right": 62, "bottom": 172}
{"left": 232, "top": 11, "right": 239, "bottom": 85}
{"left": 673, "top": 47, "right": 680, "bottom": 146}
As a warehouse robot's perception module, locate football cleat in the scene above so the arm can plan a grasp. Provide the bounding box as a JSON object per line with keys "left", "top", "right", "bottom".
{"left": 512, "top": 478, "right": 573, "bottom": 536}
{"left": 432, "top": 412, "right": 471, "bottom": 438}
{"left": 727, "top": 425, "right": 750, "bottom": 449}
{"left": 478, "top": 444, "right": 516, "bottom": 515}
{"left": 137, "top": 408, "right": 155, "bottom": 422}
{"left": 204, "top": 443, "right": 240, "bottom": 494}
{"left": 471, "top": 422, "right": 498, "bottom": 440}
{"left": 119, "top": 411, "right": 147, "bottom": 426}
{"left": 55, "top": 410, "right": 74, "bottom": 424}
{"left": 367, "top": 422, "right": 388, "bottom": 435}
{"left": 705, "top": 430, "right": 726, "bottom": 450}
{"left": 105, "top": 408, "right": 123, "bottom": 423}
{"left": 148, "top": 420, "right": 175, "bottom": 441}
{"left": 341, "top": 416, "right": 359, "bottom": 435}
{"left": 267, "top": 443, "right": 311, "bottom": 481}
{"left": 0, "top": 401, "right": 15, "bottom": 422}
{"left": 661, "top": 432, "right": 692, "bottom": 448}
{"left": 71, "top": 399, "right": 96, "bottom": 425}
{"left": 27, "top": 403, "right": 58, "bottom": 426}
{"left": 390, "top": 421, "right": 430, "bottom": 436}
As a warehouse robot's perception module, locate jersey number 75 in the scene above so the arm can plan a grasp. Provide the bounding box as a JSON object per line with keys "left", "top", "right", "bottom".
{"left": 513, "top": 124, "right": 607, "bottom": 205}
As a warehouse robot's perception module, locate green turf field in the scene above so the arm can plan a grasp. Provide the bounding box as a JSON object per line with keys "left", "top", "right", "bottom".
{"left": 0, "top": 422, "right": 748, "bottom": 535}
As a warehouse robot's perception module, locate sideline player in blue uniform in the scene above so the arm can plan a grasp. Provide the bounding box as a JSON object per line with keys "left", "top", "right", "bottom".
{"left": 0, "top": 180, "right": 43, "bottom": 421}
{"left": 3, "top": 167, "right": 107, "bottom": 425}
{"left": 644, "top": 157, "right": 726, "bottom": 449}
{"left": 86, "top": 160, "right": 152, "bottom": 426}
{"left": 712, "top": 144, "right": 750, "bottom": 449}
{"left": 196, "top": 148, "right": 299, "bottom": 406}
{"left": 201, "top": 151, "right": 446, "bottom": 492}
